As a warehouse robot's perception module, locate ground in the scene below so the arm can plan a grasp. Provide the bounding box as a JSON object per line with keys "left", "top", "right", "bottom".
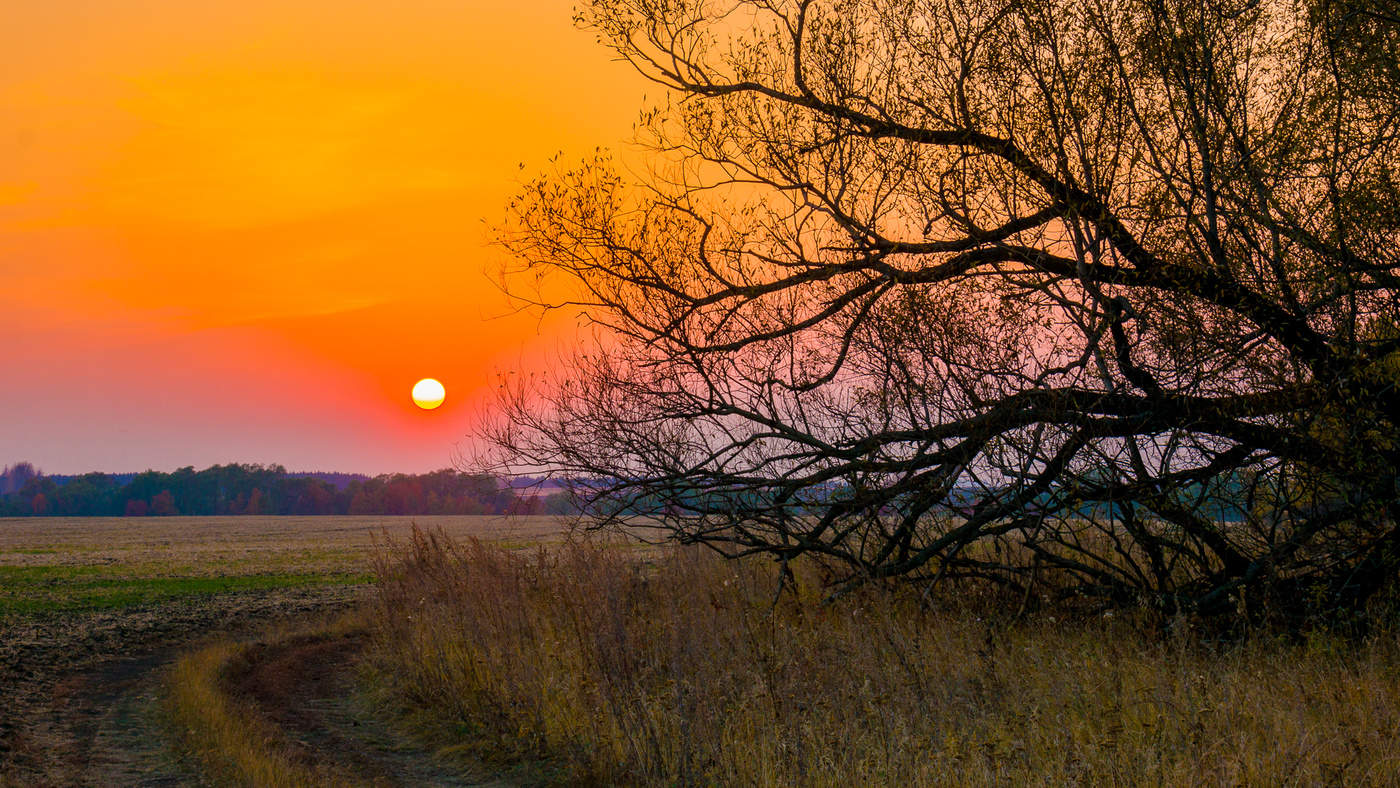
{"left": 0, "top": 515, "right": 570, "bottom": 787}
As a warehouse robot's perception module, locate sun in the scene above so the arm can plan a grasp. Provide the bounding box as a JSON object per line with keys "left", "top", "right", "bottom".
{"left": 412, "top": 378, "right": 446, "bottom": 410}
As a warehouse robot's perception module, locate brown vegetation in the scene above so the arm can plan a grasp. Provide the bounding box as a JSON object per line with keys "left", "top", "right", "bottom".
{"left": 368, "top": 529, "right": 1400, "bottom": 785}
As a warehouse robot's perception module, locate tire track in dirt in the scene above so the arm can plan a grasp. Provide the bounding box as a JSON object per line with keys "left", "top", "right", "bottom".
{"left": 224, "top": 629, "right": 504, "bottom": 787}
{"left": 1, "top": 586, "right": 361, "bottom": 786}
{"left": 37, "top": 648, "right": 195, "bottom": 787}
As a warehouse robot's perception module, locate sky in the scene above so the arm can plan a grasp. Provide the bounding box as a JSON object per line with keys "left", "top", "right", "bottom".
{"left": 2, "top": 0, "right": 648, "bottom": 474}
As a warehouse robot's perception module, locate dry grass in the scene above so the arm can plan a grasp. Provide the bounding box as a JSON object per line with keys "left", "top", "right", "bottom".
{"left": 366, "top": 528, "right": 1400, "bottom": 786}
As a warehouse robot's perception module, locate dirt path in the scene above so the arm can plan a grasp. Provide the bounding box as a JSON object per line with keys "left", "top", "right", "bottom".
{"left": 226, "top": 630, "right": 503, "bottom": 787}
{"left": 2, "top": 594, "right": 505, "bottom": 786}
{"left": 0, "top": 516, "right": 575, "bottom": 786}
{"left": 23, "top": 647, "right": 200, "bottom": 787}
{"left": 0, "top": 587, "right": 360, "bottom": 786}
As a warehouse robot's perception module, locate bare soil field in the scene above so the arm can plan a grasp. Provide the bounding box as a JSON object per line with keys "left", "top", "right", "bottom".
{"left": 0, "top": 514, "right": 572, "bottom": 573}
{"left": 0, "top": 515, "right": 572, "bottom": 786}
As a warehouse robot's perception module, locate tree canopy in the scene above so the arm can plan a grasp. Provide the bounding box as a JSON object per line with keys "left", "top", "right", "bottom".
{"left": 488, "top": 0, "right": 1400, "bottom": 627}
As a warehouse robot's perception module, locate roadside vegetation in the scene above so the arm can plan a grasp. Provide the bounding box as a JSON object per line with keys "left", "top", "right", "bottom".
{"left": 366, "top": 529, "right": 1400, "bottom": 786}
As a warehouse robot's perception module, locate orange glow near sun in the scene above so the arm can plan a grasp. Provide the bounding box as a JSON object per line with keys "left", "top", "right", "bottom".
{"left": 412, "top": 378, "right": 446, "bottom": 410}
{"left": 0, "top": 0, "right": 647, "bottom": 472}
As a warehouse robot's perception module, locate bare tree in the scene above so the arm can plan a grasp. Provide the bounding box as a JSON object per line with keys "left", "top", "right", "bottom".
{"left": 484, "top": 0, "right": 1400, "bottom": 626}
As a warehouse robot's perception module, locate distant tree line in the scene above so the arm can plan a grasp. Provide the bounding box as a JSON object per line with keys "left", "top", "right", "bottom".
{"left": 0, "top": 463, "right": 575, "bottom": 517}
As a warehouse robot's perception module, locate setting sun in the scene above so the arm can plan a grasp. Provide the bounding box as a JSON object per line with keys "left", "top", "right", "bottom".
{"left": 411, "top": 378, "right": 445, "bottom": 410}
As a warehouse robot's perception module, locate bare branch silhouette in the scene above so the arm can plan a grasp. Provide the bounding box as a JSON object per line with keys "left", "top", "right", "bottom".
{"left": 483, "top": 0, "right": 1400, "bottom": 627}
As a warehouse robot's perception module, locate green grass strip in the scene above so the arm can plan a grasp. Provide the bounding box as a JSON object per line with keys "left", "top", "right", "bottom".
{"left": 0, "top": 566, "right": 370, "bottom": 614}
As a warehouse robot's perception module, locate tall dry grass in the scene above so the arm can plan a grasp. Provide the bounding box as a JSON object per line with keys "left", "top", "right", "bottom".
{"left": 366, "top": 529, "right": 1400, "bottom": 786}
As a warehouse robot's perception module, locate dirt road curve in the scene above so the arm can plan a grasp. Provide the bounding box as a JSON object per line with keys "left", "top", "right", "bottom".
{"left": 1, "top": 588, "right": 505, "bottom": 787}
{"left": 227, "top": 630, "right": 500, "bottom": 787}
{"left": 1, "top": 588, "right": 358, "bottom": 786}
{"left": 0, "top": 516, "right": 569, "bottom": 786}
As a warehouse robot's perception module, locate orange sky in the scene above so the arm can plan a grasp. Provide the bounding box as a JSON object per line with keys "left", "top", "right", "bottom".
{"left": 1, "top": 0, "right": 646, "bottom": 474}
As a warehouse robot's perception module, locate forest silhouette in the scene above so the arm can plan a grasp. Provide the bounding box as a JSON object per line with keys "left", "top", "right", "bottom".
{"left": 0, "top": 462, "right": 572, "bottom": 518}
